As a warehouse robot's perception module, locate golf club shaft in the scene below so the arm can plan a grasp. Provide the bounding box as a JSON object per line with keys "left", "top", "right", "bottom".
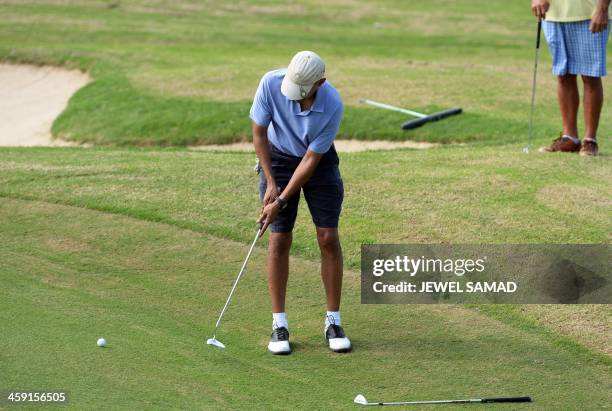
{"left": 526, "top": 20, "right": 542, "bottom": 153}
{"left": 362, "top": 397, "right": 532, "bottom": 406}
{"left": 361, "top": 99, "right": 427, "bottom": 118}
{"left": 369, "top": 399, "right": 482, "bottom": 406}
{"left": 212, "top": 226, "right": 262, "bottom": 333}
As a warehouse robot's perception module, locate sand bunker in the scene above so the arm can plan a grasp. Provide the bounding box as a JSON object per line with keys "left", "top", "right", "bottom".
{"left": 0, "top": 63, "right": 90, "bottom": 146}
{"left": 191, "top": 139, "right": 437, "bottom": 153}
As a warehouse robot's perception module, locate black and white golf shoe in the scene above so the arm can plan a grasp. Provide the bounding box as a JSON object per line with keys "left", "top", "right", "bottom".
{"left": 268, "top": 327, "right": 291, "bottom": 355}
{"left": 325, "top": 324, "right": 352, "bottom": 353}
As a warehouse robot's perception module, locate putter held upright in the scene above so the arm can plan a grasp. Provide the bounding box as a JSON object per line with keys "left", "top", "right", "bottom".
{"left": 524, "top": 20, "right": 543, "bottom": 154}
{"left": 207, "top": 223, "right": 263, "bottom": 349}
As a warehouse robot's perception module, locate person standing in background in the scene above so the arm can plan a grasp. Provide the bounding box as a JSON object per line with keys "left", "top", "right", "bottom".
{"left": 532, "top": 0, "right": 610, "bottom": 156}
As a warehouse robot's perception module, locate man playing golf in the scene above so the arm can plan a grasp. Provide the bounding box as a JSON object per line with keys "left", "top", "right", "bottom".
{"left": 250, "top": 51, "right": 351, "bottom": 355}
{"left": 532, "top": 0, "right": 610, "bottom": 156}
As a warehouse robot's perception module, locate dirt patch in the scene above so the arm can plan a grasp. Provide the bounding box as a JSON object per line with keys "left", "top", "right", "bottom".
{"left": 45, "top": 238, "right": 88, "bottom": 253}
{"left": 0, "top": 63, "right": 90, "bottom": 146}
{"left": 189, "top": 139, "right": 437, "bottom": 153}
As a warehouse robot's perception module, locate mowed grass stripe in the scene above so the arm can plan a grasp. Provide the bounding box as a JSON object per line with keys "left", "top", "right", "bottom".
{"left": 0, "top": 146, "right": 609, "bottom": 268}
{"left": 1, "top": 197, "right": 611, "bottom": 409}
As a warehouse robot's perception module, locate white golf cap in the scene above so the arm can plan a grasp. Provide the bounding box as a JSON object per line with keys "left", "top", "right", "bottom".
{"left": 281, "top": 51, "right": 326, "bottom": 101}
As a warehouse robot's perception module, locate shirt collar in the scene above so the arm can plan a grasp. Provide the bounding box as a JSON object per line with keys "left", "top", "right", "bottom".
{"left": 310, "top": 83, "right": 326, "bottom": 113}
{"left": 292, "top": 83, "right": 326, "bottom": 115}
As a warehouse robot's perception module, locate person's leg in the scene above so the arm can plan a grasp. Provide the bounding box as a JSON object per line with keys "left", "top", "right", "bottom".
{"left": 582, "top": 75, "right": 604, "bottom": 140}
{"left": 575, "top": 18, "right": 607, "bottom": 156}
{"left": 557, "top": 74, "right": 580, "bottom": 138}
{"left": 540, "top": 21, "right": 581, "bottom": 152}
{"left": 267, "top": 232, "right": 292, "bottom": 314}
{"left": 315, "top": 227, "right": 343, "bottom": 311}
{"left": 267, "top": 233, "right": 292, "bottom": 355}
{"left": 265, "top": 218, "right": 298, "bottom": 355}
{"left": 303, "top": 162, "right": 351, "bottom": 352}
{"left": 315, "top": 226, "right": 350, "bottom": 352}
{"left": 259, "top": 164, "right": 300, "bottom": 354}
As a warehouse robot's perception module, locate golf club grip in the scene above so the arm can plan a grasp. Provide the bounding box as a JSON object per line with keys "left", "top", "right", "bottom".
{"left": 536, "top": 20, "right": 542, "bottom": 49}
{"left": 482, "top": 396, "right": 533, "bottom": 403}
{"left": 401, "top": 108, "right": 462, "bottom": 130}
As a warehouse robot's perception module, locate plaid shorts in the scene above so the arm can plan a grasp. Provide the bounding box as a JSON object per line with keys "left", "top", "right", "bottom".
{"left": 543, "top": 20, "right": 610, "bottom": 77}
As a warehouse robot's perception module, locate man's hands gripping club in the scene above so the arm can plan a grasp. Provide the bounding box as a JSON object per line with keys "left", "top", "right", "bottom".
{"left": 258, "top": 193, "right": 283, "bottom": 235}
{"left": 252, "top": 121, "right": 323, "bottom": 235}
{"left": 531, "top": 0, "right": 549, "bottom": 20}
{"left": 257, "top": 149, "right": 323, "bottom": 234}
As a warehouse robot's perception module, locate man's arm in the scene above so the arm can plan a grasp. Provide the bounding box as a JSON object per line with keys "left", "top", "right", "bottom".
{"left": 258, "top": 149, "right": 322, "bottom": 234}
{"left": 531, "top": 0, "right": 550, "bottom": 20}
{"left": 252, "top": 121, "right": 278, "bottom": 207}
{"left": 591, "top": 0, "right": 611, "bottom": 32}
{"left": 278, "top": 149, "right": 322, "bottom": 203}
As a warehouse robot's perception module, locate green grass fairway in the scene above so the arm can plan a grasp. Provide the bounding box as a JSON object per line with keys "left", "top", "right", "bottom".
{"left": 1, "top": 0, "right": 611, "bottom": 409}
{"left": 1, "top": 0, "right": 610, "bottom": 145}
{"left": 1, "top": 146, "right": 611, "bottom": 409}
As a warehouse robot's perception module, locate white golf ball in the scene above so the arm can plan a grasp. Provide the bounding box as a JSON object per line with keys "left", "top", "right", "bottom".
{"left": 97, "top": 338, "right": 107, "bottom": 348}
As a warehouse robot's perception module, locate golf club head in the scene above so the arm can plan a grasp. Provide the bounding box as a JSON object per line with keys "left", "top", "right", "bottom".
{"left": 522, "top": 147, "right": 530, "bottom": 154}
{"left": 206, "top": 338, "right": 226, "bottom": 349}
{"left": 354, "top": 394, "right": 368, "bottom": 405}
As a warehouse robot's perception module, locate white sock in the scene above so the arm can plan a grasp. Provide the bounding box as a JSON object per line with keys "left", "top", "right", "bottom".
{"left": 325, "top": 311, "right": 341, "bottom": 330}
{"left": 272, "top": 312, "right": 288, "bottom": 330}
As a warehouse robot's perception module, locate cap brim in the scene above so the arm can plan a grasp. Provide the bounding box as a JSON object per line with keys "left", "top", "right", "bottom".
{"left": 281, "top": 75, "right": 313, "bottom": 101}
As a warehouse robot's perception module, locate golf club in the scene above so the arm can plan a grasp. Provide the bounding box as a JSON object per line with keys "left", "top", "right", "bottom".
{"left": 524, "top": 20, "right": 542, "bottom": 154}
{"left": 207, "top": 223, "right": 263, "bottom": 349}
{"left": 354, "top": 394, "right": 532, "bottom": 406}
{"left": 361, "top": 99, "right": 462, "bottom": 130}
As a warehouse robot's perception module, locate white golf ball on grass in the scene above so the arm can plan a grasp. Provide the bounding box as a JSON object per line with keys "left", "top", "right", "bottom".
{"left": 97, "top": 338, "right": 107, "bottom": 348}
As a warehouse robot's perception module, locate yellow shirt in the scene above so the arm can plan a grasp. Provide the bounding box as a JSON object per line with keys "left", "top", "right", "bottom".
{"left": 546, "top": 0, "right": 611, "bottom": 22}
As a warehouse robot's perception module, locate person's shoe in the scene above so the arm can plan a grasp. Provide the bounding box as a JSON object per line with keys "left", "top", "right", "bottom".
{"left": 579, "top": 138, "right": 599, "bottom": 157}
{"left": 325, "top": 324, "right": 352, "bottom": 353}
{"left": 268, "top": 327, "right": 291, "bottom": 355}
{"left": 539, "top": 134, "right": 581, "bottom": 153}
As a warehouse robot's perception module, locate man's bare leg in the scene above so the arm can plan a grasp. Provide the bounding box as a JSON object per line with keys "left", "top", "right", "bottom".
{"left": 582, "top": 75, "right": 604, "bottom": 140}
{"left": 316, "top": 227, "right": 343, "bottom": 311}
{"left": 267, "top": 232, "right": 292, "bottom": 313}
{"left": 266, "top": 231, "right": 293, "bottom": 354}
{"left": 558, "top": 74, "right": 580, "bottom": 137}
{"left": 316, "top": 226, "right": 351, "bottom": 352}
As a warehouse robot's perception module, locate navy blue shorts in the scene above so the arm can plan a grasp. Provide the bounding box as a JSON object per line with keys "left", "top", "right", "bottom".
{"left": 259, "top": 145, "right": 344, "bottom": 233}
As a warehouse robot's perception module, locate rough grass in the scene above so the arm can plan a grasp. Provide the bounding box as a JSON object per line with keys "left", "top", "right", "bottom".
{"left": 1, "top": 0, "right": 610, "bottom": 146}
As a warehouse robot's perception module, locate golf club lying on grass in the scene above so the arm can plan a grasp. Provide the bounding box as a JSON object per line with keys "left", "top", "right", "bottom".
{"left": 361, "top": 99, "right": 462, "bottom": 130}
{"left": 523, "top": 20, "right": 543, "bottom": 154}
{"left": 354, "top": 394, "right": 532, "bottom": 406}
{"left": 207, "top": 223, "right": 263, "bottom": 349}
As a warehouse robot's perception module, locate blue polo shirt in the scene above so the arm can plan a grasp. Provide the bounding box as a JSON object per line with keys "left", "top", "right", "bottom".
{"left": 249, "top": 69, "right": 343, "bottom": 157}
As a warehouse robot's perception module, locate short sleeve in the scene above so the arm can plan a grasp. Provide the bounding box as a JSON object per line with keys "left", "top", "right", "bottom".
{"left": 307, "top": 105, "right": 343, "bottom": 154}
{"left": 249, "top": 75, "right": 272, "bottom": 127}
